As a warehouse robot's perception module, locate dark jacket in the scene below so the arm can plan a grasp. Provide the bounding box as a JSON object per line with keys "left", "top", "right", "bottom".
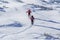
{"left": 26, "top": 9, "right": 31, "bottom": 16}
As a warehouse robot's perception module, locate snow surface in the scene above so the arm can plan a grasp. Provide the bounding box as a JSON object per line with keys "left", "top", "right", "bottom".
{"left": 0, "top": 0, "right": 60, "bottom": 40}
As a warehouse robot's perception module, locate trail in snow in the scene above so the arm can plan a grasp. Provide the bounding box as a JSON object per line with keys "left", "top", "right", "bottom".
{"left": 14, "top": 25, "right": 32, "bottom": 34}
{"left": 0, "top": 35, "right": 7, "bottom": 39}
{"left": 0, "top": 25, "right": 33, "bottom": 39}
{"left": 35, "top": 18, "right": 60, "bottom": 24}
{"left": 34, "top": 25, "right": 60, "bottom": 31}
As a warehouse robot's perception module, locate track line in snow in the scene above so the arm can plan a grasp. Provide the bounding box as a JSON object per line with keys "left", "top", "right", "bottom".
{"left": 34, "top": 25, "right": 60, "bottom": 31}
{"left": 0, "top": 35, "right": 7, "bottom": 39}
{"left": 14, "top": 25, "right": 32, "bottom": 34}
{"left": 0, "top": 25, "right": 33, "bottom": 38}
{"left": 35, "top": 18, "right": 60, "bottom": 24}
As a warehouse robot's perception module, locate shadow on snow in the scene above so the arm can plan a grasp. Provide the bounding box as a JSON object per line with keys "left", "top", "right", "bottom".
{"left": 35, "top": 18, "right": 60, "bottom": 24}
{"left": 34, "top": 25, "right": 60, "bottom": 31}
{"left": 0, "top": 21, "right": 22, "bottom": 27}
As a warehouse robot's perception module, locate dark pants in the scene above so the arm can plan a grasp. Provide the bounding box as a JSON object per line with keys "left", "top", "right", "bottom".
{"left": 31, "top": 20, "right": 34, "bottom": 25}
{"left": 28, "top": 13, "right": 30, "bottom": 16}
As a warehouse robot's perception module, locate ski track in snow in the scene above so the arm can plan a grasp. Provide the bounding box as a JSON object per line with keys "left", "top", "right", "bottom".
{"left": 34, "top": 25, "right": 60, "bottom": 31}
{"left": 35, "top": 18, "right": 60, "bottom": 24}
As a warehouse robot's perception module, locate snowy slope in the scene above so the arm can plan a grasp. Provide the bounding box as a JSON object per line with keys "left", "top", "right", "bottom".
{"left": 0, "top": 0, "right": 60, "bottom": 40}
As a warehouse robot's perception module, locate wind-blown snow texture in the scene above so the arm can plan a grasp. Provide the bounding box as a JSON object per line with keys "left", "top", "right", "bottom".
{"left": 0, "top": 0, "right": 60, "bottom": 40}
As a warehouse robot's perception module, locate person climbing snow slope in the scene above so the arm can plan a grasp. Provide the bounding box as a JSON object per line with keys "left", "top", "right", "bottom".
{"left": 30, "top": 15, "right": 35, "bottom": 25}
{"left": 26, "top": 9, "right": 31, "bottom": 16}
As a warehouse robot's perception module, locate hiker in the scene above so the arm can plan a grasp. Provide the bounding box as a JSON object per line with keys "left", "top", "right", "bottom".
{"left": 26, "top": 9, "right": 31, "bottom": 16}
{"left": 30, "top": 15, "right": 34, "bottom": 25}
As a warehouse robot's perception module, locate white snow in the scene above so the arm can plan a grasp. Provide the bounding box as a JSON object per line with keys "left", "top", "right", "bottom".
{"left": 0, "top": 0, "right": 60, "bottom": 40}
